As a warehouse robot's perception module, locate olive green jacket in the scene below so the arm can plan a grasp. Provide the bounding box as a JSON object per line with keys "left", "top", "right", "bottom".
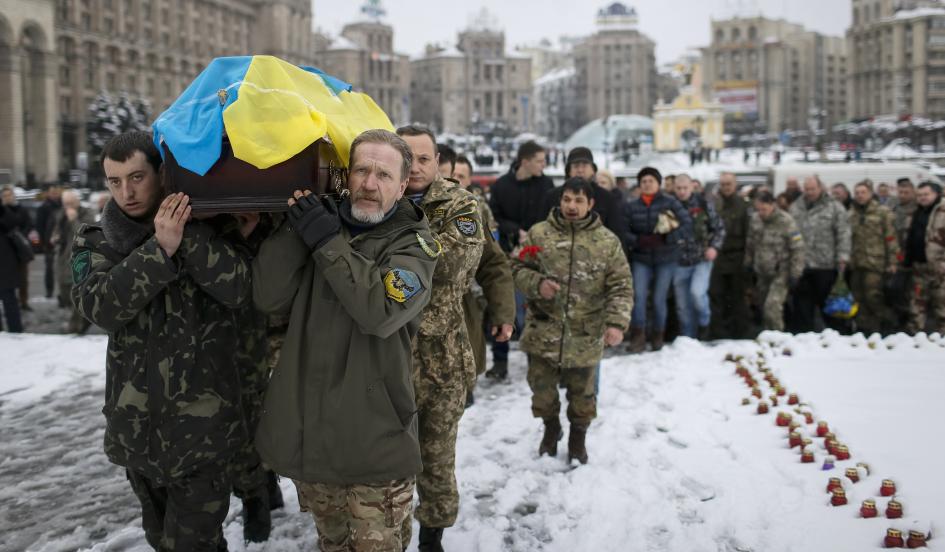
{"left": 252, "top": 198, "right": 437, "bottom": 485}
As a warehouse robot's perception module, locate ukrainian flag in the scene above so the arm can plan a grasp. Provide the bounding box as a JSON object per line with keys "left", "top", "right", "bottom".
{"left": 153, "top": 55, "right": 394, "bottom": 176}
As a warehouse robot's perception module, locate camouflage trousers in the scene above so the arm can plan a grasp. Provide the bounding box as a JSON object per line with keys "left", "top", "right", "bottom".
{"left": 401, "top": 332, "right": 471, "bottom": 544}
{"left": 526, "top": 355, "right": 597, "bottom": 426}
{"left": 850, "top": 270, "right": 890, "bottom": 335}
{"left": 125, "top": 463, "right": 231, "bottom": 551}
{"left": 754, "top": 272, "right": 789, "bottom": 332}
{"left": 909, "top": 263, "right": 945, "bottom": 334}
{"left": 295, "top": 478, "right": 414, "bottom": 552}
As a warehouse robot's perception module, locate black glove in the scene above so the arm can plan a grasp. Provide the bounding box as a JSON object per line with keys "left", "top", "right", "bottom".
{"left": 287, "top": 194, "right": 341, "bottom": 250}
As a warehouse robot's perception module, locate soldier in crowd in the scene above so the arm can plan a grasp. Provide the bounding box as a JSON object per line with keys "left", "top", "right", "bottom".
{"left": 904, "top": 182, "right": 945, "bottom": 334}
{"left": 831, "top": 183, "right": 853, "bottom": 210}
{"left": 891, "top": 178, "right": 919, "bottom": 328}
{"left": 745, "top": 192, "right": 805, "bottom": 331}
{"left": 397, "top": 125, "right": 485, "bottom": 552}
{"left": 72, "top": 131, "right": 257, "bottom": 551}
{"left": 709, "top": 172, "right": 752, "bottom": 339}
{"left": 438, "top": 150, "right": 515, "bottom": 404}
{"left": 877, "top": 182, "right": 896, "bottom": 207}
{"left": 672, "top": 174, "right": 725, "bottom": 340}
{"left": 784, "top": 177, "right": 802, "bottom": 204}
{"left": 788, "top": 176, "right": 852, "bottom": 333}
{"left": 512, "top": 177, "right": 632, "bottom": 463}
{"left": 252, "top": 129, "right": 437, "bottom": 551}
{"left": 52, "top": 189, "right": 96, "bottom": 334}
{"left": 894, "top": 179, "right": 918, "bottom": 247}
{"left": 849, "top": 182, "right": 900, "bottom": 335}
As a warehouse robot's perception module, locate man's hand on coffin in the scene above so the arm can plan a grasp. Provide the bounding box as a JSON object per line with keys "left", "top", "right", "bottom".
{"left": 155, "top": 193, "right": 191, "bottom": 257}
{"left": 287, "top": 189, "right": 340, "bottom": 250}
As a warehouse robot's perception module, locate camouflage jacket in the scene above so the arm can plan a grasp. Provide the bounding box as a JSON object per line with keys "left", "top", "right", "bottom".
{"left": 513, "top": 209, "right": 633, "bottom": 367}
{"left": 745, "top": 209, "right": 805, "bottom": 280}
{"left": 714, "top": 193, "right": 751, "bottom": 273}
{"left": 926, "top": 198, "right": 945, "bottom": 276}
{"left": 71, "top": 200, "right": 253, "bottom": 484}
{"left": 252, "top": 198, "right": 436, "bottom": 485}
{"left": 894, "top": 200, "right": 918, "bottom": 250}
{"left": 789, "top": 194, "right": 851, "bottom": 270}
{"left": 850, "top": 199, "right": 900, "bottom": 273}
{"left": 415, "top": 177, "right": 485, "bottom": 383}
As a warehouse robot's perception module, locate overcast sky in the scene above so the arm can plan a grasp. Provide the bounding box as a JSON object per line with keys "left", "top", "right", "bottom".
{"left": 313, "top": 0, "right": 851, "bottom": 65}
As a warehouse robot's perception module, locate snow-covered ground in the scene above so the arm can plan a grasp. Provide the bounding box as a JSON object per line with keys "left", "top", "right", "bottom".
{"left": 1, "top": 331, "right": 942, "bottom": 551}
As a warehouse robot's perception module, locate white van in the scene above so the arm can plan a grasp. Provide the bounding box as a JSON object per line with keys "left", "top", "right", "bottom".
{"left": 768, "top": 162, "right": 941, "bottom": 194}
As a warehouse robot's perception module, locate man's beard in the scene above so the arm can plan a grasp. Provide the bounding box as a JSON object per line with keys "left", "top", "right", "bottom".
{"left": 351, "top": 198, "right": 386, "bottom": 224}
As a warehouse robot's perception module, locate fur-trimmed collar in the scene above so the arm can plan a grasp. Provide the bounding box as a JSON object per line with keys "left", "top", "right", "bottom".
{"left": 100, "top": 199, "right": 154, "bottom": 255}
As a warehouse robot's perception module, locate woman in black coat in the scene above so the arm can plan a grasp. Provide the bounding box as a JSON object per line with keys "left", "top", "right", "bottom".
{"left": 624, "top": 167, "right": 691, "bottom": 352}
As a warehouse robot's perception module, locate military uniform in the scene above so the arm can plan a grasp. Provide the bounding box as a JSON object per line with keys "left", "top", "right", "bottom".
{"left": 462, "top": 196, "right": 515, "bottom": 380}
{"left": 910, "top": 199, "right": 945, "bottom": 334}
{"left": 710, "top": 193, "right": 752, "bottom": 339}
{"left": 512, "top": 209, "right": 633, "bottom": 427}
{"left": 892, "top": 200, "right": 919, "bottom": 330}
{"left": 406, "top": 176, "right": 484, "bottom": 540}
{"left": 745, "top": 209, "right": 805, "bottom": 331}
{"left": 71, "top": 200, "right": 254, "bottom": 551}
{"left": 849, "top": 200, "right": 899, "bottom": 334}
{"left": 252, "top": 197, "right": 437, "bottom": 551}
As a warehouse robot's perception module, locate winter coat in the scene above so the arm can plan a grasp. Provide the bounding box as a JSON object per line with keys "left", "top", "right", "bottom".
{"left": 714, "top": 193, "right": 751, "bottom": 273}
{"left": 35, "top": 198, "right": 61, "bottom": 248}
{"left": 623, "top": 192, "right": 692, "bottom": 266}
{"left": 252, "top": 197, "right": 437, "bottom": 485}
{"left": 489, "top": 168, "right": 555, "bottom": 252}
{"left": 71, "top": 199, "right": 254, "bottom": 484}
{"left": 745, "top": 209, "right": 806, "bottom": 281}
{"left": 789, "top": 193, "right": 852, "bottom": 270}
{"left": 0, "top": 205, "right": 26, "bottom": 289}
{"left": 677, "top": 193, "right": 726, "bottom": 267}
{"left": 925, "top": 198, "right": 945, "bottom": 276}
{"left": 513, "top": 209, "right": 633, "bottom": 367}
{"left": 849, "top": 200, "right": 899, "bottom": 274}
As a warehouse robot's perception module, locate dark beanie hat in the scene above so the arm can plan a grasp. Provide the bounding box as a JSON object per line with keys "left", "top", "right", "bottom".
{"left": 565, "top": 147, "right": 597, "bottom": 177}
{"left": 637, "top": 166, "right": 662, "bottom": 186}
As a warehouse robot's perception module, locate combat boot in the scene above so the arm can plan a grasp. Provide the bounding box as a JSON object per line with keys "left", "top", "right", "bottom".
{"left": 697, "top": 325, "right": 710, "bottom": 341}
{"left": 650, "top": 330, "right": 665, "bottom": 352}
{"left": 242, "top": 493, "right": 271, "bottom": 543}
{"left": 539, "top": 417, "right": 563, "bottom": 457}
{"left": 627, "top": 326, "right": 646, "bottom": 354}
{"left": 568, "top": 424, "right": 589, "bottom": 465}
{"left": 418, "top": 526, "right": 444, "bottom": 552}
{"left": 267, "top": 471, "right": 284, "bottom": 510}
{"left": 485, "top": 360, "right": 508, "bottom": 381}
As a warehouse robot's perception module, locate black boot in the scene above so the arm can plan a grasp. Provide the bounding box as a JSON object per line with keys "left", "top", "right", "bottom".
{"left": 242, "top": 494, "right": 271, "bottom": 543}
{"left": 485, "top": 360, "right": 508, "bottom": 381}
{"left": 465, "top": 390, "right": 475, "bottom": 408}
{"left": 697, "top": 325, "right": 710, "bottom": 341}
{"left": 418, "top": 526, "right": 444, "bottom": 552}
{"left": 539, "top": 417, "right": 563, "bottom": 457}
{"left": 267, "top": 470, "right": 284, "bottom": 510}
{"left": 568, "top": 424, "right": 589, "bottom": 465}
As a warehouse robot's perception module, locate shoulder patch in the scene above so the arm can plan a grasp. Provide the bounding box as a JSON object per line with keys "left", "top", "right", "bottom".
{"left": 454, "top": 216, "right": 478, "bottom": 237}
{"left": 72, "top": 249, "right": 92, "bottom": 285}
{"left": 790, "top": 231, "right": 802, "bottom": 241}
{"left": 416, "top": 233, "right": 441, "bottom": 258}
{"left": 384, "top": 269, "right": 423, "bottom": 303}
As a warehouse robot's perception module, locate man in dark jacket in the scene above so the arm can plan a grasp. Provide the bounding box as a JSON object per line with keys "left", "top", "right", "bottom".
{"left": 709, "top": 172, "right": 752, "bottom": 339}
{"left": 72, "top": 131, "right": 257, "bottom": 551}
{"left": 35, "top": 185, "right": 62, "bottom": 299}
{"left": 0, "top": 195, "right": 28, "bottom": 332}
{"left": 624, "top": 166, "right": 692, "bottom": 352}
{"left": 489, "top": 141, "right": 554, "bottom": 253}
{"left": 1, "top": 186, "right": 34, "bottom": 312}
{"left": 672, "top": 174, "right": 725, "bottom": 339}
{"left": 540, "top": 147, "right": 629, "bottom": 248}
{"left": 252, "top": 129, "right": 438, "bottom": 551}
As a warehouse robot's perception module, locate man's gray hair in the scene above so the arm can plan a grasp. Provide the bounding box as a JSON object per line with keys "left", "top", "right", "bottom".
{"left": 349, "top": 129, "right": 413, "bottom": 183}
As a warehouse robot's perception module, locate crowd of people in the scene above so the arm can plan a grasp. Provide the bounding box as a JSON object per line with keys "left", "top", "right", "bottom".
{"left": 2, "top": 129, "right": 945, "bottom": 552}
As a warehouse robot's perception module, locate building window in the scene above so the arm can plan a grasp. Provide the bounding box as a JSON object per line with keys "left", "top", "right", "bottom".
{"left": 716, "top": 29, "right": 724, "bottom": 43}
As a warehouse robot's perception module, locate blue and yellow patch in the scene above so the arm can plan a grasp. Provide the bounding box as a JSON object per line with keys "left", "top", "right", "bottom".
{"left": 454, "top": 216, "right": 478, "bottom": 237}
{"left": 384, "top": 269, "right": 423, "bottom": 303}
{"left": 72, "top": 249, "right": 92, "bottom": 285}
{"left": 790, "top": 231, "right": 802, "bottom": 241}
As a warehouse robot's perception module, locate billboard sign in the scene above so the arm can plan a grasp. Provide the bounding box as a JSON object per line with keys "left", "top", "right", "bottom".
{"left": 715, "top": 80, "right": 759, "bottom": 116}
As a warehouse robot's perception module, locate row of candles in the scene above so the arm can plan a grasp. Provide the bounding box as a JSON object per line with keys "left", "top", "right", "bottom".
{"left": 727, "top": 351, "right": 930, "bottom": 549}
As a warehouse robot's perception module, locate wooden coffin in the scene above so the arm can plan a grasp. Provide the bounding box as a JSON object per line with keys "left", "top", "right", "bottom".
{"left": 161, "top": 138, "right": 347, "bottom": 214}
